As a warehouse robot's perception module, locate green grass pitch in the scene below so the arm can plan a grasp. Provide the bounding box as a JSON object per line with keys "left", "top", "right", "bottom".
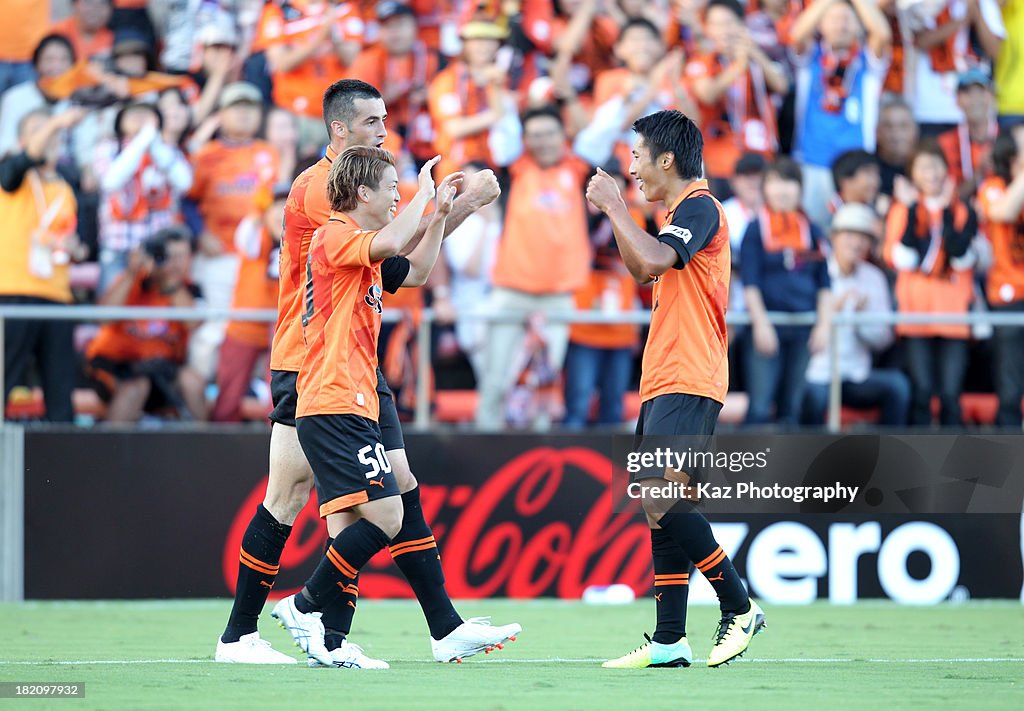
{"left": 0, "top": 600, "right": 1021, "bottom": 710}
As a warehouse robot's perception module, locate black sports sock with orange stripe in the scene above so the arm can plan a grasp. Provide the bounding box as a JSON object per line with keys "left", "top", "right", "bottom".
{"left": 390, "top": 487, "right": 462, "bottom": 640}
{"left": 657, "top": 502, "right": 748, "bottom": 615}
{"left": 650, "top": 528, "right": 692, "bottom": 644}
{"left": 295, "top": 519, "right": 390, "bottom": 613}
{"left": 222, "top": 504, "right": 292, "bottom": 643}
{"left": 320, "top": 536, "right": 358, "bottom": 651}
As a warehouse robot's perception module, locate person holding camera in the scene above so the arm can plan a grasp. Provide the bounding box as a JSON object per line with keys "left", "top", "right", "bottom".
{"left": 86, "top": 227, "right": 207, "bottom": 423}
{"left": 0, "top": 106, "right": 86, "bottom": 423}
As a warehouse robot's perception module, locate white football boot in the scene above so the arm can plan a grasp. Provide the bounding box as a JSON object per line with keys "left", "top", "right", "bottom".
{"left": 431, "top": 617, "right": 522, "bottom": 663}
{"left": 215, "top": 632, "right": 298, "bottom": 664}
{"left": 271, "top": 595, "right": 332, "bottom": 667}
{"left": 306, "top": 639, "right": 390, "bottom": 669}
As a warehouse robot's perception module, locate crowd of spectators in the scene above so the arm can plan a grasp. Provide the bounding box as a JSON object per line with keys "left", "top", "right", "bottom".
{"left": 0, "top": 0, "right": 1023, "bottom": 431}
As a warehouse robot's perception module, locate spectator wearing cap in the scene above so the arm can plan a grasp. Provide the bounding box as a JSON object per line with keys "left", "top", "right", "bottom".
{"left": 252, "top": 0, "right": 365, "bottom": 148}
{"left": 686, "top": 0, "right": 788, "bottom": 183}
{"left": 884, "top": 141, "right": 978, "bottom": 427}
{"left": 50, "top": 0, "right": 115, "bottom": 63}
{"left": 573, "top": 19, "right": 696, "bottom": 171}
{"left": 93, "top": 101, "right": 192, "bottom": 293}
{"left": 938, "top": 69, "right": 999, "bottom": 201}
{"left": 350, "top": 2, "right": 440, "bottom": 163}
{"left": 995, "top": 0, "right": 1024, "bottom": 128}
{"left": 475, "top": 106, "right": 592, "bottom": 430}
{"left": 0, "top": 107, "right": 85, "bottom": 423}
{"left": 903, "top": 0, "right": 1004, "bottom": 137}
{"left": 977, "top": 124, "right": 1024, "bottom": 426}
{"left": 803, "top": 203, "right": 910, "bottom": 427}
{"left": 789, "top": 0, "right": 891, "bottom": 228}
{"left": 428, "top": 17, "right": 519, "bottom": 178}
{"left": 86, "top": 226, "right": 207, "bottom": 423}
{"left": 0, "top": 0, "right": 52, "bottom": 93}
{"left": 829, "top": 149, "right": 884, "bottom": 221}
{"left": 0, "top": 34, "right": 76, "bottom": 157}
{"left": 210, "top": 187, "right": 285, "bottom": 422}
{"left": 185, "top": 21, "right": 240, "bottom": 128}
{"left": 110, "top": 29, "right": 154, "bottom": 79}
{"left": 741, "top": 157, "right": 832, "bottom": 426}
{"left": 185, "top": 81, "right": 278, "bottom": 383}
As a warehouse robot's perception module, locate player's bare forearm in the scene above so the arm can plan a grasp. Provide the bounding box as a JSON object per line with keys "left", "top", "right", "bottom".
{"left": 403, "top": 215, "right": 447, "bottom": 286}
{"left": 606, "top": 202, "right": 677, "bottom": 283}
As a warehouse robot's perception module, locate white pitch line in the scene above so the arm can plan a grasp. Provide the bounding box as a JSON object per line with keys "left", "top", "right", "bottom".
{"left": 2, "top": 657, "right": 1023, "bottom": 666}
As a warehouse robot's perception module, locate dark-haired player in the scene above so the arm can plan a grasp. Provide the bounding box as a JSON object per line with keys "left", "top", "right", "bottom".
{"left": 586, "top": 110, "right": 765, "bottom": 669}
{"left": 216, "top": 79, "right": 518, "bottom": 666}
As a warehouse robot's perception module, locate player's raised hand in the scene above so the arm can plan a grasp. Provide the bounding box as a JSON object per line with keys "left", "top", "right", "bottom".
{"left": 462, "top": 168, "right": 501, "bottom": 208}
{"left": 436, "top": 172, "right": 463, "bottom": 216}
{"left": 418, "top": 156, "right": 441, "bottom": 199}
{"left": 586, "top": 168, "right": 624, "bottom": 214}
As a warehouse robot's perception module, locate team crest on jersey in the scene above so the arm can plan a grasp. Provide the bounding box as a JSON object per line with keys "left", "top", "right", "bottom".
{"left": 659, "top": 225, "right": 692, "bottom": 243}
{"left": 364, "top": 284, "right": 383, "bottom": 314}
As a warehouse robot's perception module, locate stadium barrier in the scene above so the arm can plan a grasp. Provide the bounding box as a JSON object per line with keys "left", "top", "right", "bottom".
{"left": 4, "top": 304, "right": 1024, "bottom": 432}
{"left": 0, "top": 424, "right": 23, "bottom": 602}
{"left": 9, "top": 429, "right": 1024, "bottom": 603}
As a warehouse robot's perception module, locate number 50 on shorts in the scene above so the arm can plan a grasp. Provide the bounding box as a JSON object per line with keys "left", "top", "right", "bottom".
{"left": 357, "top": 443, "right": 392, "bottom": 479}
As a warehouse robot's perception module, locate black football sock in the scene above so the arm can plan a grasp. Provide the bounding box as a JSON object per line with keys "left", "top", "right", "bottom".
{"left": 222, "top": 504, "right": 292, "bottom": 643}
{"left": 319, "top": 536, "right": 360, "bottom": 651}
{"left": 657, "top": 501, "right": 749, "bottom": 615}
{"left": 297, "top": 519, "right": 390, "bottom": 613}
{"left": 390, "top": 487, "right": 462, "bottom": 640}
{"left": 650, "top": 528, "right": 692, "bottom": 644}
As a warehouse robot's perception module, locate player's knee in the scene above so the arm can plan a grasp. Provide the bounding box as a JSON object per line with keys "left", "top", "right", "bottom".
{"left": 367, "top": 498, "right": 404, "bottom": 539}
{"left": 263, "top": 459, "right": 314, "bottom": 525}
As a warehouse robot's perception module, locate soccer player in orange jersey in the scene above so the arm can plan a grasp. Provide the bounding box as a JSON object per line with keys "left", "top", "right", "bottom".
{"left": 586, "top": 110, "right": 765, "bottom": 669}
{"left": 217, "top": 80, "right": 517, "bottom": 667}
{"left": 270, "top": 148, "right": 457, "bottom": 667}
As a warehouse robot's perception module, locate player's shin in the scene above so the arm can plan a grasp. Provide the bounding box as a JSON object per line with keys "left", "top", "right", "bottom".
{"left": 222, "top": 504, "right": 292, "bottom": 643}
{"left": 320, "top": 535, "right": 359, "bottom": 651}
{"left": 656, "top": 500, "right": 748, "bottom": 614}
{"left": 650, "top": 528, "right": 691, "bottom": 644}
{"left": 390, "top": 486, "right": 463, "bottom": 640}
{"left": 295, "top": 519, "right": 391, "bottom": 613}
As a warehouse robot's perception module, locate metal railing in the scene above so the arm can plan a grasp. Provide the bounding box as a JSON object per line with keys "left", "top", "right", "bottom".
{"left": 3, "top": 304, "right": 1024, "bottom": 432}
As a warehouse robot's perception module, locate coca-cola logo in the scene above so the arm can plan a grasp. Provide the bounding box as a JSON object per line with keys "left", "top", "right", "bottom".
{"left": 222, "top": 447, "right": 653, "bottom": 599}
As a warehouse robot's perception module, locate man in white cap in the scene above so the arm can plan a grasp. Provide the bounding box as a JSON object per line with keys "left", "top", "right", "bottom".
{"left": 803, "top": 202, "right": 910, "bottom": 426}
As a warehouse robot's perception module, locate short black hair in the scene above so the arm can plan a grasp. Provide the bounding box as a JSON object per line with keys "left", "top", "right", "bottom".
{"left": 617, "top": 18, "right": 661, "bottom": 43}
{"left": 322, "top": 79, "right": 383, "bottom": 133}
{"left": 906, "top": 138, "right": 948, "bottom": 174}
{"left": 765, "top": 156, "right": 803, "bottom": 186}
{"left": 831, "top": 149, "right": 879, "bottom": 190}
{"left": 521, "top": 105, "right": 563, "bottom": 130}
{"left": 632, "top": 110, "right": 703, "bottom": 180}
{"left": 706, "top": 0, "right": 744, "bottom": 20}
{"left": 114, "top": 102, "right": 163, "bottom": 143}
{"left": 991, "top": 128, "right": 1019, "bottom": 183}
{"left": 33, "top": 33, "right": 75, "bottom": 68}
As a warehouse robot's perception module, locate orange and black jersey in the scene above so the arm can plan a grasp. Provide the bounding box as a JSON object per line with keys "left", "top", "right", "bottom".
{"left": 642, "top": 180, "right": 731, "bottom": 405}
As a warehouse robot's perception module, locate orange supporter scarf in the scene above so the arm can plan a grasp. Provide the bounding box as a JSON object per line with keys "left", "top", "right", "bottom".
{"left": 884, "top": 14, "right": 905, "bottom": 94}
{"left": 757, "top": 207, "right": 813, "bottom": 253}
{"left": 928, "top": 6, "right": 957, "bottom": 73}
{"left": 820, "top": 41, "right": 861, "bottom": 114}
{"left": 39, "top": 61, "right": 186, "bottom": 101}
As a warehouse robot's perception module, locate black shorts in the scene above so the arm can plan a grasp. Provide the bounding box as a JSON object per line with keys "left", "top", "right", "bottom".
{"left": 632, "top": 393, "right": 722, "bottom": 483}
{"left": 375, "top": 368, "right": 405, "bottom": 451}
{"left": 268, "top": 370, "right": 299, "bottom": 427}
{"left": 296, "top": 413, "right": 401, "bottom": 518}
{"left": 88, "top": 357, "right": 181, "bottom": 410}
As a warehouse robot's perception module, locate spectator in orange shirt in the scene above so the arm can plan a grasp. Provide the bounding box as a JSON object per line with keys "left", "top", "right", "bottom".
{"left": 211, "top": 188, "right": 286, "bottom": 423}
{"left": 686, "top": 0, "right": 788, "bottom": 183}
{"left": 350, "top": 3, "right": 440, "bottom": 162}
{"left": 938, "top": 69, "right": 999, "bottom": 202}
{"left": 186, "top": 81, "right": 279, "bottom": 383}
{"left": 665, "top": 0, "right": 709, "bottom": 56}
{"left": 51, "top": 0, "right": 114, "bottom": 63}
{"left": 573, "top": 19, "right": 697, "bottom": 170}
{"left": 476, "top": 106, "right": 592, "bottom": 430}
{"left": 977, "top": 126, "right": 1024, "bottom": 427}
{"left": 527, "top": 0, "right": 620, "bottom": 103}
{"left": 87, "top": 227, "right": 207, "bottom": 423}
{"left": 427, "top": 18, "right": 520, "bottom": 178}
{"left": 884, "top": 142, "right": 978, "bottom": 427}
{"left": 253, "top": 0, "right": 365, "bottom": 147}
